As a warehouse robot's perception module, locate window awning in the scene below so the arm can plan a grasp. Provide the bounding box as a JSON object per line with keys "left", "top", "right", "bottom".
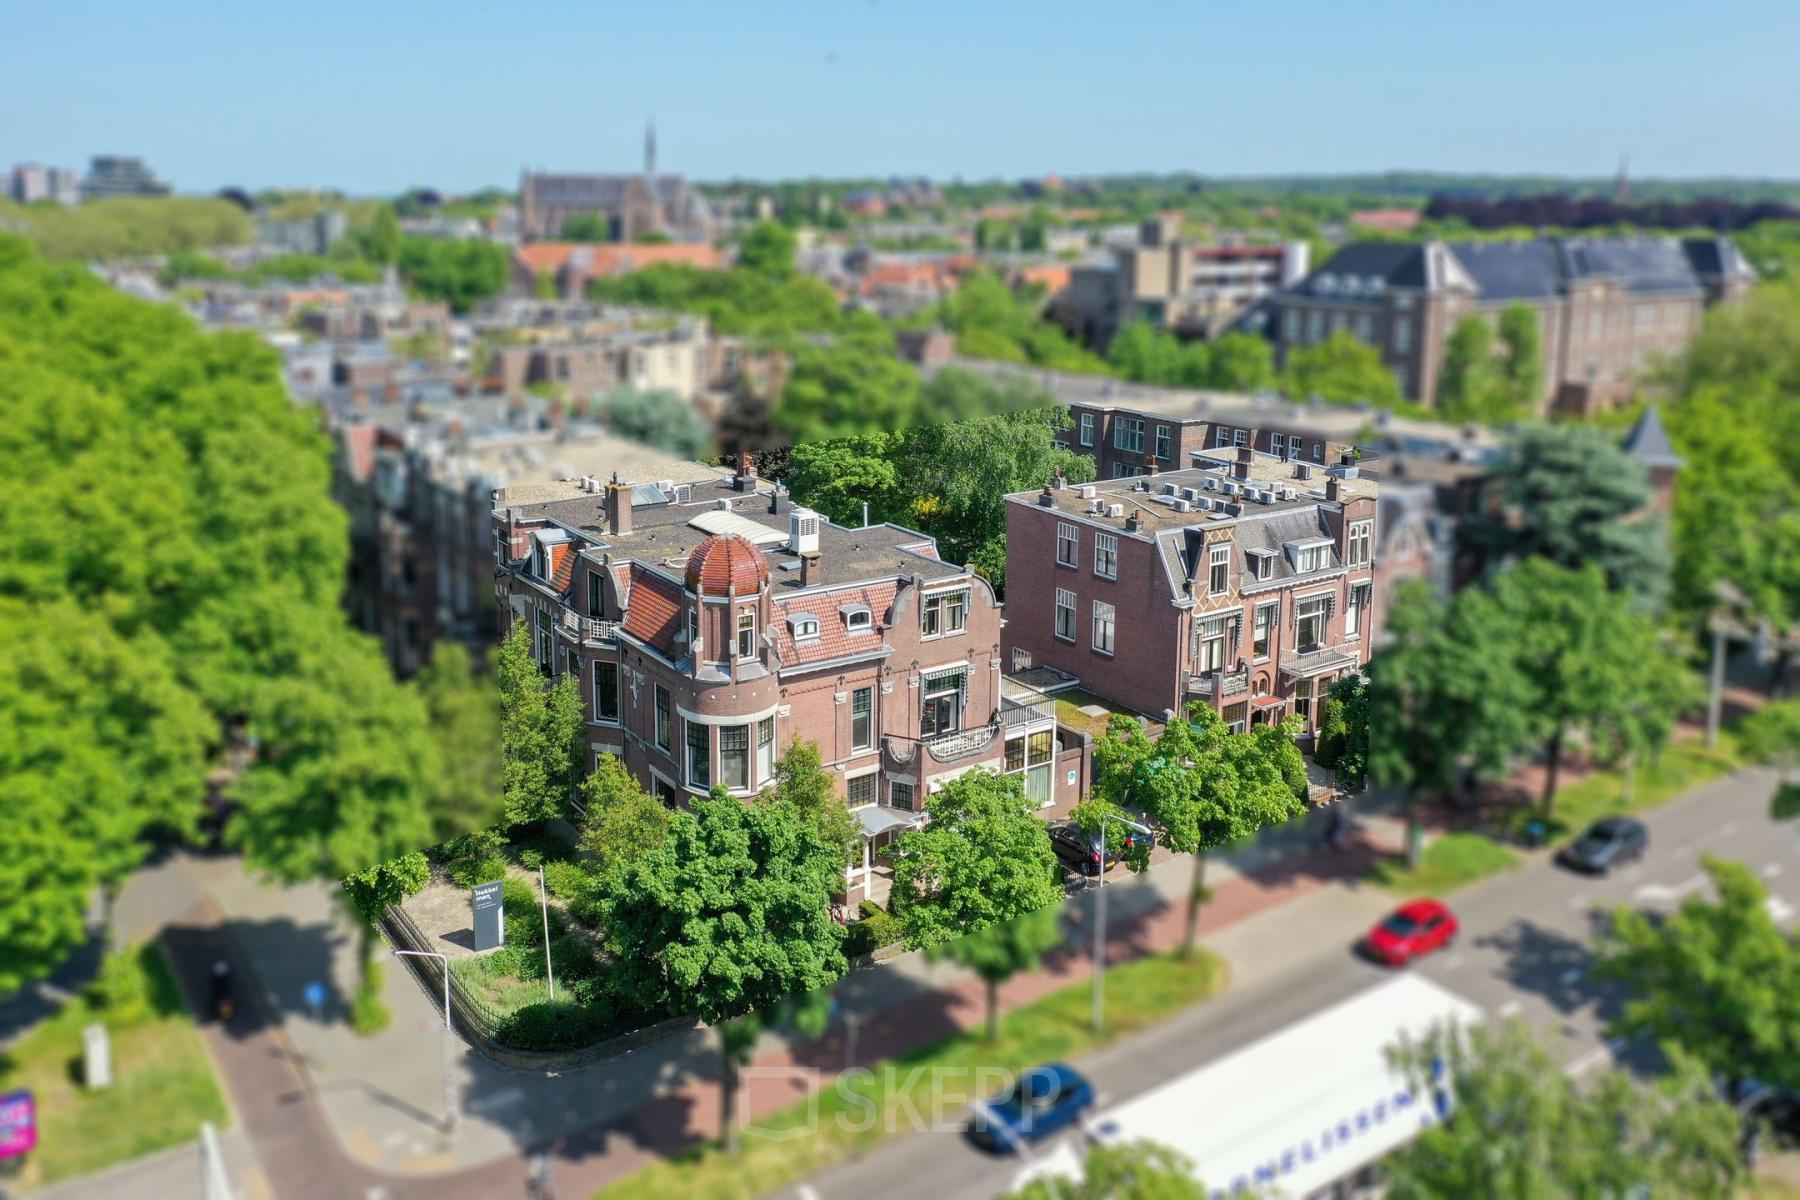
{"left": 855, "top": 805, "right": 922, "bottom": 839}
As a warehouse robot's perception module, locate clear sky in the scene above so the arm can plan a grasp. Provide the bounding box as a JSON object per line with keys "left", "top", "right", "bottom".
{"left": 5, "top": 0, "right": 1797, "bottom": 194}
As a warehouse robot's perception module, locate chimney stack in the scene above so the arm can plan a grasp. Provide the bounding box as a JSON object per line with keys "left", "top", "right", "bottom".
{"left": 1234, "top": 446, "right": 1254, "bottom": 481}
{"left": 1325, "top": 478, "right": 1341, "bottom": 502}
{"left": 1146, "top": 457, "right": 1158, "bottom": 477}
{"left": 800, "top": 551, "right": 821, "bottom": 586}
{"left": 734, "top": 450, "right": 756, "bottom": 492}
{"left": 767, "top": 484, "right": 788, "bottom": 516}
{"left": 1051, "top": 469, "right": 1066, "bottom": 490}
{"left": 605, "top": 473, "right": 634, "bottom": 535}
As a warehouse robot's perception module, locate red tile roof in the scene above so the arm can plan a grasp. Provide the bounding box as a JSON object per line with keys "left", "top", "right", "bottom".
{"left": 683, "top": 533, "right": 770, "bottom": 596}
{"left": 772, "top": 582, "right": 899, "bottom": 669}
{"left": 549, "top": 543, "right": 577, "bottom": 593}
{"left": 513, "top": 242, "right": 723, "bottom": 279}
{"left": 622, "top": 568, "right": 684, "bottom": 657}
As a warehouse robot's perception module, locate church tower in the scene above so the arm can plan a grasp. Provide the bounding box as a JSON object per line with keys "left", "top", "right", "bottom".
{"left": 644, "top": 114, "right": 657, "bottom": 180}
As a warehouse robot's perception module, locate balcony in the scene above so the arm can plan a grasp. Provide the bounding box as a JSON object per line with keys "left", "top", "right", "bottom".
{"left": 1277, "top": 644, "right": 1361, "bottom": 679}
{"left": 557, "top": 608, "right": 620, "bottom": 645}
{"left": 1186, "top": 666, "right": 1250, "bottom": 698}
{"left": 884, "top": 722, "right": 1002, "bottom": 767}
{"left": 1000, "top": 678, "right": 1057, "bottom": 730}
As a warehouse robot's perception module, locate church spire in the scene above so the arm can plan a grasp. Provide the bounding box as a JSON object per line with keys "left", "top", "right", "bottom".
{"left": 644, "top": 113, "right": 657, "bottom": 179}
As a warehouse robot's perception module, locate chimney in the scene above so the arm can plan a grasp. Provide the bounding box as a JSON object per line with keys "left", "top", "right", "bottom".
{"left": 1124, "top": 512, "right": 1140, "bottom": 533}
{"left": 1051, "top": 469, "right": 1066, "bottom": 490}
{"left": 605, "top": 474, "right": 633, "bottom": 535}
{"left": 1234, "top": 446, "right": 1254, "bottom": 481}
{"left": 800, "top": 551, "right": 821, "bottom": 586}
{"left": 1325, "top": 478, "right": 1341, "bottom": 502}
{"left": 767, "top": 484, "right": 788, "bottom": 516}
{"left": 1038, "top": 484, "right": 1055, "bottom": 507}
{"left": 734, "top": 450, "right": 756, "bottom": 491}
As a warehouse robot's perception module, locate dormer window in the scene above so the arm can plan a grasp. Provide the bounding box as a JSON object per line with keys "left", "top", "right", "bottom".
{"left": 788, "top": 612, "right": 821, "bottom": 642}
{"left": 1246, "top": 549, "right": 1275, "bottom": 582}
{"left": 1288, "top": 539, "right": 1333, "bottom": 574}
{"left": 840, "top": 603, "right": 873, "bottom": 633}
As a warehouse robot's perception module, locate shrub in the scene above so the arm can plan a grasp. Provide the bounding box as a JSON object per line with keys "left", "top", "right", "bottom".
{"left": 518, "top": 848, "right": 545, "bottom": 871}
{"left": 86, "top": 945, "right": 156, "bottom": 1025}
{"left": 351, "top": 961, "right": 391, "bottom": 1035}
{"left": 844, "top": 900, "right": 902, "bottom": 959}
{"left": 1314, "top": 697, "right": 1347, "bottom": 768}
{"left": 541, "top": 859, "right": 593, "bottom": 905}
{"left": 494, "top": 990, "right": 661, "bottom": 1052}
{"left": 449, "top": 853, "right": 509, "bottom": 888}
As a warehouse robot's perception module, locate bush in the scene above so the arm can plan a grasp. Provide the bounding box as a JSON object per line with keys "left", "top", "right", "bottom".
{"left": 350, "top": 962, "right": 391, "bottom": 1035}
{"left": 1314, "top": 697, "right": 1347, "bottom": 768}
{"left": 844, "top": 900, "right": 902, "bottom": 959}
{"left": 449, "top": 853, "right": 508, "bottom": 888}
{"left": 494, "top": 990, "right": 660, "bottom": 1052}
{"left": 541, "top": 859, "right": 593, "bottom": 904}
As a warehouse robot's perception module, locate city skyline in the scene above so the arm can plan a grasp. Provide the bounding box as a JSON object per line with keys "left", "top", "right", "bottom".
{"left": 6, "top": 0, "right": 1799, "bottom": 194}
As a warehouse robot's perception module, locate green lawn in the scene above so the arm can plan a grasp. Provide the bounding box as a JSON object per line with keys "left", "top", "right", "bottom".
{"left": 1520, "top": 732, "right": 1746, "bottom": 842}
{"left": 593, "top": 949, "right": 1228, "bottom": 1200}
{"left": 1367, "top": 831, "right": 1522, "bottom": 896}
{"left": 0, "top": 943, "right": 228, "bottom": 1190}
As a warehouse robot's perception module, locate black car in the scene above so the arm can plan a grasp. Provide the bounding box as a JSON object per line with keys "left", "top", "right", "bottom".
{"left": 1047, "top": 819, "right": 1155, "bottom": 878}
{"left": 1730, "top": 1080, "right": 1800, "bottom": 1162}
{"left": 1557, "top": 817, "right": 1648, "bottom": 874}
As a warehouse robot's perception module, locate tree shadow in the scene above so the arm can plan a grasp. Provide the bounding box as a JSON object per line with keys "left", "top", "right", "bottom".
{"left": 1472, "top": 915, "right": 1629, "bottom": 1028}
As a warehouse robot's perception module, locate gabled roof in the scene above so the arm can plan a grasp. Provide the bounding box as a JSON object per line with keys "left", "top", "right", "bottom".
{"left": 621, "top": 567, "right": 684, "bottom": 657}
{"left": 1621, "top": 403, "right": 1683, "bottom": 470}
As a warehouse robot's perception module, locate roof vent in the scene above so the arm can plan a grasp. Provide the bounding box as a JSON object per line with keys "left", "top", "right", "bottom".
{"left": 788, "top": 507, "right": 821, "bottom": 554}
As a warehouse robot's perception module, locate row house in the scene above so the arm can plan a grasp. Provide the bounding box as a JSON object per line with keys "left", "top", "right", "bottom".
{"left": 493, "top": 458, "right": 1077, "bottom": 903}
{"left": 1004, "top": 448, "right": 1379, "bottom": 738}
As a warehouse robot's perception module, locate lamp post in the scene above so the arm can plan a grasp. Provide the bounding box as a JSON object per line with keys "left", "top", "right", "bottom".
{"left": 394, "top": 949, "right": 459, "bottom": 1133}
{"left": 1089, "top": 811, "right": 1137, "bottom": 1035}
{"left": 538, "top": 866, "right": 555, "bottom": 1003}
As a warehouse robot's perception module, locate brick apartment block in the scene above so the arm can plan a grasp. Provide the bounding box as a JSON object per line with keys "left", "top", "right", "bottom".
{"left": 1005, "top": 447, "right": 1378, "bottom": 738}
{"left": 493, "top": 458, "right": 1082, "bottom": 902}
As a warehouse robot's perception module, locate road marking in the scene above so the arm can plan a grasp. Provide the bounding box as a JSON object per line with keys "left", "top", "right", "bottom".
{"left": 1632, "top": 874, "right": 1706, "bottom": 904}
{"left": 1498, "top": 1001, "right": 1522, "bottom": 1018}
{"left": 1764, "top": 863, "right": 1783, "bottom": 879}
{"left": 1559, "top": 967, "right": 1584, "bottom": 986}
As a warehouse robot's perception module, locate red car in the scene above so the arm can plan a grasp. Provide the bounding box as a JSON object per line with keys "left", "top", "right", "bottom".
{"left": 1364, "top": 899, "right": 1458, "bottom": 966}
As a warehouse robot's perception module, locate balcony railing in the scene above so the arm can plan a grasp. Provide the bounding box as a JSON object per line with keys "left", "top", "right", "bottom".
{"left": 884, "top": 721, "right": 1003, "bottom": 767}
{"left": 558, "top": 609, "right": 620, "bottom": 644}
{"left": 1186, "top": 666, "right": 1250, "bottom": 698}
{"left": 999, "top": 679, "right": 1057, "bottom": 730}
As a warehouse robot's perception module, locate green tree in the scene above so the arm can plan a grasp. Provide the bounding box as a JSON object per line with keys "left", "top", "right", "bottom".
{"left": 1320, "top": 672, "right": 1370, "bottom": 793}
{"left": 1482, "top": 560, "right": 1692, "bottom": 811}
{"left": 1006, "top": 1139, "right": 1211, "bottom": 1200}
{"left": 764, "top": 740, "right": 860, "bottom": 873}
{"left": 1436, "top": 316, "right": 1509, "bottom": 425}
{"left": 1739, "top": 699, "right": 1800, "bottom": 820}
{"left": 784, "top": 433, "right": 907, "bottom": 528}
{"left": 917, "top": 367, "right": 1056, "bottom": 423}
{"left": 496, "top": 621, "right": 585, "bottom": 825}
{"left": 773, "top": 339, "right": 922, "bottom": 444}
{"left": 889, "top": 771, "right": 1062, "bottom": 1038}
{"left": 1367, "top": 581, "right": 1534, "bottom": 864}
{"left": 532, "top": 268, "right": 557, "bottom": 300}
{"left": 1199, "top": 332, "right": 1276, "bottom": 392}
{"left": 941, "top": 907, "right": 1063, "bottom": 1043}
{"left": 340, "top": 850, "right": 431, "bottom": 1030}
{"left": 1496, "top": 302, "right": 1543, "bottom": 416}
{"left": 1109, "top": 320, "right": 1185, "bottom": 385}
{"left": 1094, "top": 706, "right": 1307, "bottom": 958}
{"left": 412, "top": 642, "right": 502, "bottom": 838}
{"left": 1465, "top": 423, "right": 1670, "bottom": 610}
{"left": 396, "top": 236, "right": 508, "bottom": 313}
{"left": 592, "top": 792, "right": 846, "bottom": 1149}
{"left": 594, "top": 386, "right": 712, "bottom": 460}
{"left": 1386, "top": 1019, "right": 1742, "bottom": 1200}
{"left": 560, "top": 212, "right": 613, "bottom": 243}
{"left": 1281, "top": 330, "right": 1402, "bottom": 407}
{"left": 1595, "top": 855, "right": 1800, "bottom": 1095}
{"left": 737, "top": 221, "right": 798, "bottom": 278}
{"left": 578, "top": 753, "right": 671, "bottom": 879}
{"left": 363, "top": 204, "right": 402, "bottom": 265}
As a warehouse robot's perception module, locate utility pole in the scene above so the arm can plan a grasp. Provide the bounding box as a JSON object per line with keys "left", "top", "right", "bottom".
{"left": 1090, "top": 812, "right": 1136, "bottom": 1034}
{"left": 1707, "top": 616, "right": 1727, "bottom": 749}
{"left": 539, "top": 867, "right": 555, "bottom": 1002}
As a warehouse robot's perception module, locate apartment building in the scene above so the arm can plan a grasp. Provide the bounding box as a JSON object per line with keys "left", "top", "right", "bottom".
{"left": 1005, "top": 449, "right": 1378, "bottom": 737}
{"left": 9, "top": 162, "right": 79, "bottom": 206}
{"left": 493, "top": 459, "right": 1078, "bottom": 903}
{"left": 1058, "top": 215, "right": 1310, "bottom": 347}
{"left": 1272, "top": 236, "right": 1753, "bottom": 415}
{"left": 78, "top": 155, "right": 171, "bottom": 200}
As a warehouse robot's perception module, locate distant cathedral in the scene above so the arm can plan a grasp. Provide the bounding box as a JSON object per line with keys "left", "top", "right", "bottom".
{"left": 519, "top": 118, "right": 713, "bottom": 243}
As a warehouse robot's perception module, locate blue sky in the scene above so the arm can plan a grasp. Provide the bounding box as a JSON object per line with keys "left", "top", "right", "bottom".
{"left": 5, "top": 0, "right": 1797, "bottom": 194}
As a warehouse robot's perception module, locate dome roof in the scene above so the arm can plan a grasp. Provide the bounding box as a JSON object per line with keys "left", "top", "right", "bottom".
{"left": 684, "top": 533, "right": 770, "bottom": 595}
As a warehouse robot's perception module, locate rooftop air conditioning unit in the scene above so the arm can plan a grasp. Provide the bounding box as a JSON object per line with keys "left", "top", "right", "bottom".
{"left": 1087, "top": 500, "right": 1104, "bottom": 515}
{"left": 1203, "top": 477, "right": 1219, "bottom": 491}
{"left": 716, "top": 497, "right": 732, "bottom": 511}
{"left": 789, "top": 507, "right": 821, "bottom": 554}
{"left": 1077, "top": 485, "right": 1098, "bottom": 501}
{"left": 675, "top": 484, "right": 693, "bottom": 503}
{"left": 656, "top": 479, "right": 674, "bottom": 494}
{"left": 1172, "top": 498, "right": 1192, "bottom": 513}
{"left": 1224, "top": 481, "right": 1241, "bottom": 496}
{"left": 1281, "top": 487, "right": 1297, "bottom": 501}
{"left": 1162, "top": 483, "right": 1177, "bottom": 495}
{"left": 1106, "top": 503, "right": 1125, "bottom": 518}
{"left": 1180, "top": 487, "right": 1198, "bottom": 503}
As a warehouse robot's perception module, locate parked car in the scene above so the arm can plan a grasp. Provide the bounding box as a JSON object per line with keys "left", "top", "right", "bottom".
{"left": 1047, "top": 819, "right": 1155, "bottom": 878}
{"left": 1729, "top": 1079, "right": 1800, "bottom": 1163}
{"left": 967, "top": 1062, "right": 1095, "bottom": 1153}
{"left": 1363, "top": 899, "right": 1459, "bottom": 967}
{"left": 1557, "top": 817, "right": 1648, "bottom": 874}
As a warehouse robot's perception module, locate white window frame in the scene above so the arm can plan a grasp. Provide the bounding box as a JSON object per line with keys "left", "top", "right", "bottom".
{"left": 1094, "top": 533, "right": 1118, "bottom": 581}
{"left": 592, "top": 659, "right": 620, "bottom": 725}
{"left": 1056, "top": 522, "right": 1079, "bottom": 568}
{"left": 736, "top": 609, "right": 757, "bottom": 660}
{"left": 718, "top": 723, "right": 751, "bottom": 791}
{"left": 1233, "top": 428, "right": 1249, "bottom": 447}
{"left": 850, "top": 686, "right": 875, "bottom": 753}
{"left": 1154, "top": 424, "right": 1171, "bottom": 460}
{"left": 921, "top": 588, "right": 968, "bottom": 638}
{"left": 756, "top": 715, "right": 776, "bottom": 782}
{"left": 1295, "top": 594, "right": 1330, "bottom": 649}
{"left": 1114, "top": 417, "right": 1145, "bottom": 453}
{"left": 1079, "top": 412, "right": 1095, "bottom": 447}
{"left": 685, "top": 719, "right": 710, "bottom": 788}
{"left": 1208, "top": 544, "right": 1231, "bottom": 596}
{"left": 1348, "top": 520, "right": 1373, "bottom": 568}
{"left": 1054, "top": 587, "right": 1076, "bottom": 643}
{"left": 845, "top": 769, "right": 879, "bottom": 810}
{"left": 1253, "top": 601, "right": 1277, "bottom": 659}
{"left": 1092, "top": 599, "right": 1116, "bottom": 656}
{"left": 1347, "top": 582, "right": 1370, "bottom": 637}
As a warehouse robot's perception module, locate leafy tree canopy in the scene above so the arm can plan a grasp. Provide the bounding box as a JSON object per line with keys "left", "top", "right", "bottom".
{"left": 1281, "top": 329, "right": 1402, "bottom": 408}
{"left": 593, "top": 385, "right": 712, "bottom": 460}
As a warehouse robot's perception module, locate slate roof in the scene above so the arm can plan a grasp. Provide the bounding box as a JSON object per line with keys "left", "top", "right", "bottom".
{"left": 1621, "top": 403, "right": 1684, "bottom": 470}
{"left": 1297, "top": 235, "right": 1727, "bottom": 303}
{"left": 1681, "top": 237, "right": 1757, "bottom": 281}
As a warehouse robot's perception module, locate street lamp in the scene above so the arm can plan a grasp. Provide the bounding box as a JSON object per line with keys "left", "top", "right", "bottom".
{"left": 1089, "top": 810, "right": 1139, "bottom": 1035}
{"left": 394, "top": 949, "right": 460, "bottom": 1133}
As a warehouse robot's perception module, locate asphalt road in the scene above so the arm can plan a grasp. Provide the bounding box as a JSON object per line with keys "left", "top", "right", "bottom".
{"left": 789, "top": 765, "right": 1800, "bottom": 1200}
